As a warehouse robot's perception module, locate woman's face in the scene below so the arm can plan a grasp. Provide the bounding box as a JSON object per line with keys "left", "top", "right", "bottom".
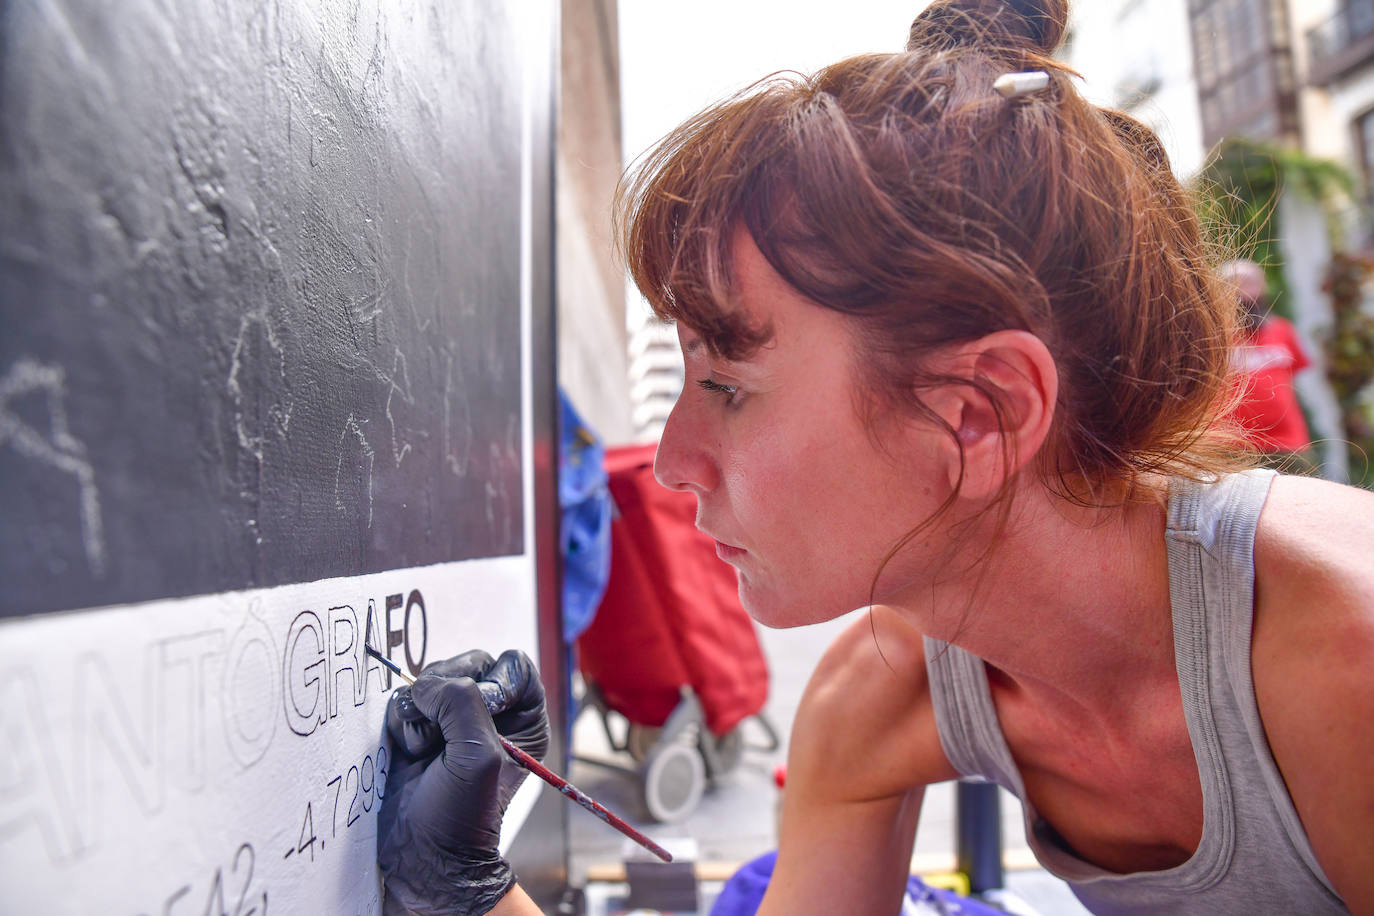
{"left": 654, "top": 232, "right": 951, "bottom": 628}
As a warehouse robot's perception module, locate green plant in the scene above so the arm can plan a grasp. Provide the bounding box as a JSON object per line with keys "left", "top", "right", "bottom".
{"left": 1322, "top": 253, "right": 1374, "bottom": 487}
{"left": 1192, "top": 138, "right": 1374, "bottom": 484}
{"left": 1193, "top": 138, "right": 1358, "bottom": 320}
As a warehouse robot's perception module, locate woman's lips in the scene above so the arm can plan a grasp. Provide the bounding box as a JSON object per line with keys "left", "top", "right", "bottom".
{"left": 714, "top": 540, "right": 746, "bottom": 562}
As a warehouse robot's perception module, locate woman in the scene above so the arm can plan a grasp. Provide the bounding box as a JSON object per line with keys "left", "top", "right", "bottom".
{"left": 377, "top": 1, "right": 1374, "bottom": 912}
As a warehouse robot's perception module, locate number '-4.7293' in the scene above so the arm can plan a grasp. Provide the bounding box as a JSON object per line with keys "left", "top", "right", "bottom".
{"left": 286, "top": 745, "right": 388, "bottom": 863}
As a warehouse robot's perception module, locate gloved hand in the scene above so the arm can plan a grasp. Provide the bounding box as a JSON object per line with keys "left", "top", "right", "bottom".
{"left": 377, "top": 649, "right": 550, "bottom": 916}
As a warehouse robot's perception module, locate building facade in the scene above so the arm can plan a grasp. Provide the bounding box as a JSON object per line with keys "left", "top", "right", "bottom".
{"left": 558, "top": 0, "right": 636, "bottom": 445}
{"left": 1062, "top": 0, "right": 1207, "bottom": 178}
{"left": 626, "top": 314, "right": 684, "bottom": 443}
{"left": 1305, "top": 0, "right": 1374, "bottom": 201}
{"left": 1187, "top": 0, "right": 1303, "bottom": 149}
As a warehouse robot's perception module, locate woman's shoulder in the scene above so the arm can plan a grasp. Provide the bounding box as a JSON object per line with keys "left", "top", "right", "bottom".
{"left": 788, "top": 608, "right": 956, "bottom": 802}
{"left": 1254, "top": 473, "right": 1374, "bottom": 600}
{"left": 1250, "top": 473, "right": 1374, "bottom": 909}
{"left": 1251, "top": 473, "right": 1374, "bottom": 699}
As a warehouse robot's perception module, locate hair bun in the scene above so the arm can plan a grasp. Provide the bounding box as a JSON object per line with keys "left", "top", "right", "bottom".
{"left": 906, "top": 0, "right": 1067, "bottom": 57}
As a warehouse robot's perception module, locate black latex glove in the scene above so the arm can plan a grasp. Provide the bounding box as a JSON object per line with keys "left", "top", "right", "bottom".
{"left": 377, "top": 649, "right": 550, "bottom": 916}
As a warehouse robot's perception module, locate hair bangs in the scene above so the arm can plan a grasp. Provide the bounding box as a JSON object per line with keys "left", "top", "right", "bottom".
{"left": 616, "top": 76, "right": 821, "bottom": 359}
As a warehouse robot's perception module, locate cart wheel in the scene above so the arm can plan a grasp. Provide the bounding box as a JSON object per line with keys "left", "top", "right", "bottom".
{"left": 708, "top": 727, "right": 745, "bottom": 776}
{"left": 642, "top": 740, "right": 705, "bottom": 823}
{"left": 625, "top": 724, "right": 661, "bottom": 764}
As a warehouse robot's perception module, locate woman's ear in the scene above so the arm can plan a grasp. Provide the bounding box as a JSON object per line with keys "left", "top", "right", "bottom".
{"left": 920, "top": 330, "right": 1058, "bottom": 500}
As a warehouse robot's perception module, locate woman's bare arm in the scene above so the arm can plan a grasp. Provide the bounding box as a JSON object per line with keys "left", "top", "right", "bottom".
{"left": 758, "top": 608, "right": 957, "bottom": 915}
{"left": 487, "top": 884, "right": 544, "bottom": 916}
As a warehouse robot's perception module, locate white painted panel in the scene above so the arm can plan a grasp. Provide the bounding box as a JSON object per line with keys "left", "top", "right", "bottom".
{"left": 0, "top": 556, "right": 539, "bottom": 915}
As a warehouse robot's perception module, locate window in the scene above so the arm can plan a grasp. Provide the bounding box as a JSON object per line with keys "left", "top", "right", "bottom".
{"left": 1191, "top": 0, "right": 1298, "bottom": 145}
{"left": 1354, "top": 107, "right": 1374, "bottom": 195}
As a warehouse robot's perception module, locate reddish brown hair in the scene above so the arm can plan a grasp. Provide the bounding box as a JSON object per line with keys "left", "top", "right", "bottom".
{"left": 617, "top": 0, "right": 1245, "bottom": 499}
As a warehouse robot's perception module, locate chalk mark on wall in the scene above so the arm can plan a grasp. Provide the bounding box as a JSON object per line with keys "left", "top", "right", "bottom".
{"left": 351, "top": 274, "right": 389, "bottom": 330}
{"left": 484, "top": 450, "right": 505, "bottom": 540}
{"left": 377, "top": 348, "right": 413, "bottom": 468}
{"left": 335, "top": 413, "right": 376, "bottom": 527}
{"left": 297, "top": 195, "right": 388, "bottom": 352}
{"left": 227, "top": 313, "right": 294, "bottom": 463}
{"left": 0, "top": 359, "right": 106, "bottom": 576}
{"left": 483, "top": 414, "right": 519, "bottom": 546}
{"left": 442, "top": 347, "right": 473, "bottom": 478}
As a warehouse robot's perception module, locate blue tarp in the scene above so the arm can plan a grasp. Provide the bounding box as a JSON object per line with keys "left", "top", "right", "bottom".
{"left": 558, "top": 389, "right": 612, "bottom": 643}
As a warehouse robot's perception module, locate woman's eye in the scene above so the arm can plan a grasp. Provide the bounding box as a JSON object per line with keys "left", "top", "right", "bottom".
{"left": 696, "top": 378, "right": 739, "bottom": 403}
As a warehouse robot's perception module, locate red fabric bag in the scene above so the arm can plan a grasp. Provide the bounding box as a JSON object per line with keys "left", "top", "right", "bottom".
{"left": 576, "top": 443, "right": 769, "bottom": 737}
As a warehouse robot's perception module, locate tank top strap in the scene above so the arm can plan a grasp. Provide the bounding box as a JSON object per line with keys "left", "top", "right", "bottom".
{"left": 1166, "top": 469, "right": 1338, "bottom": 898}
{"left": 923, "top": 636, "right": 1025, "bottom": 795}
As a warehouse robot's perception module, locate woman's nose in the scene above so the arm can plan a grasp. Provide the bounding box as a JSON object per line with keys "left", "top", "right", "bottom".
{"left": 654, "top": 397, "right": 719, "bottom": 494}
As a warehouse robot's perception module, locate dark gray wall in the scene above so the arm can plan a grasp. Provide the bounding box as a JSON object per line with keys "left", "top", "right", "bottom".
{"left": 0, "top": 0, "right": 529, "bottom": 617}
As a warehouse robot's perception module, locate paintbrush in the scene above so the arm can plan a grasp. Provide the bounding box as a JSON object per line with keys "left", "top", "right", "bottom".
{"left": 364, "top": 642, "right": 674, "bottom": 863}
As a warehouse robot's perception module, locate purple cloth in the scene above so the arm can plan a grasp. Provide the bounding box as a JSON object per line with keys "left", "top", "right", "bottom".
{"left": 709, "top": 850, "right": 1006, "bottom": 916}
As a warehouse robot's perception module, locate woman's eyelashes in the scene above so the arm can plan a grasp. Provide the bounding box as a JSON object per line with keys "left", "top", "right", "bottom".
{"left": 696, "top": 377, "right": 740, "bottom": 404}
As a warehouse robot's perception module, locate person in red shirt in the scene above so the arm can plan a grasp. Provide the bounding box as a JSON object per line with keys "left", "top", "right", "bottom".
{"left": 1222, "top": 259, "right": 1316, "bottom": 470}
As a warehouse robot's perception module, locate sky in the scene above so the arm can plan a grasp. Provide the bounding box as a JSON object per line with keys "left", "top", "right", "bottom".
{"left": 616, "top": 1, "right": 926, "bottom": 323}
{"left": 614, "top": 2, "right": 1210, "bottom": 324}
{"left": 615, "top": 1, "right": 1209, "bottom": 184}
{"left": 618, "top": 2, "right": 923, "bottom": 171}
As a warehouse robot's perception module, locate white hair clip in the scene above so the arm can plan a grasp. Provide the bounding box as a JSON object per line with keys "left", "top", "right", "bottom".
{"left": 993, "top": 70, "right": 1050, "bottom": 98}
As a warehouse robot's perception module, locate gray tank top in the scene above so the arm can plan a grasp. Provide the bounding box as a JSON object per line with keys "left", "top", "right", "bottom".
{"left": 923, "top": 470, "right": 1349, "bottom": 914}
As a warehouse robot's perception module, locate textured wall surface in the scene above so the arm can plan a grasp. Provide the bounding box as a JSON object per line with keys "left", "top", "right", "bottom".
{"left": 1, "top": 0, "right": 525, "bottom": 616}
{"left": 0, "top": 0, "right": 562, "bottom": 911}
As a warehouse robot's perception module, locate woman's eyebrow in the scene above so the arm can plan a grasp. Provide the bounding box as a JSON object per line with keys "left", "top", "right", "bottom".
{"left": 683, "top": 336, "right": 761, "bottom": 371}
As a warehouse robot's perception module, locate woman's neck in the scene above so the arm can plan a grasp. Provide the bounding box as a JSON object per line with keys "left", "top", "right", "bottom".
{"left": 890, "top": 479, "right": 1178, "bottom": 720}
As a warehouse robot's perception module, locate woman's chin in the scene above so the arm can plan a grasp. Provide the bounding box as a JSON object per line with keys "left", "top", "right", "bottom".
{"left": 739, "top": 584, "right": 849, "bottom": 630}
